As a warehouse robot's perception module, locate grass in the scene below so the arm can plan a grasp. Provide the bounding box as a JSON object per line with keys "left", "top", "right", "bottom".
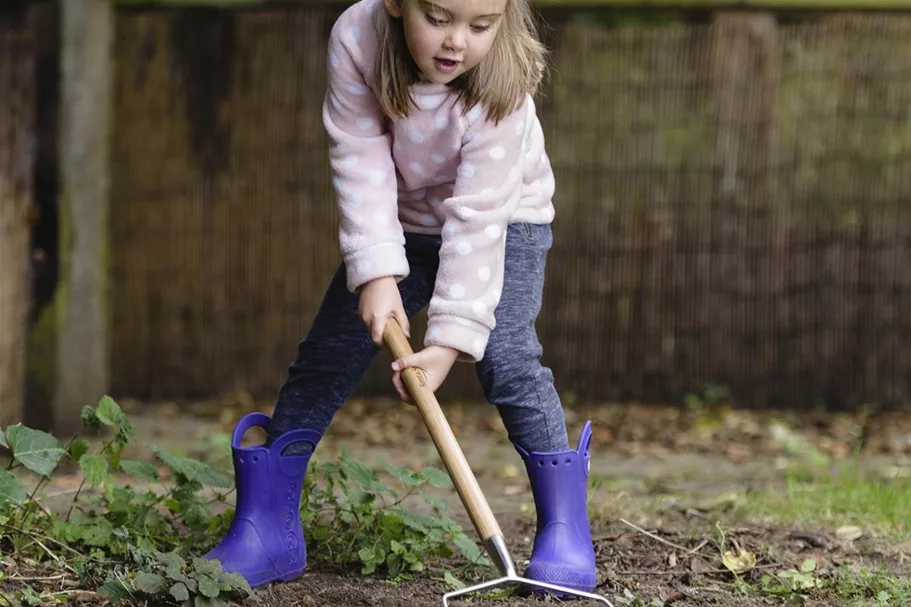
{"left": 724, "top": 460, "right": 911, "bottom": 605}
{"left": 582, "top": 409, "right": 911, "bottom": 607}
{"left": 832, "top": 565, "right": 911, "bottom": 606}
{"left": 738, "top": 463, "right": 911, "bottom": 540}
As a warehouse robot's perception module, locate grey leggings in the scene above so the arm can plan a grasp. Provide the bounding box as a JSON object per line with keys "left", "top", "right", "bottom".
{"left": 267, "top": 222, "right": 569, "bottom": 455}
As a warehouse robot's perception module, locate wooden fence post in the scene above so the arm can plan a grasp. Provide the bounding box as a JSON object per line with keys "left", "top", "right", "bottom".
{"left": 54, "top": 0, "right": 113, "bottom": 436}
{"left": 0, "top": 3, "right": 35, "bottom": 431}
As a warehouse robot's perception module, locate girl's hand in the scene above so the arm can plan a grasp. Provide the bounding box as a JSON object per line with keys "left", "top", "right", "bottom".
{"left": 359, "top": 276, "right": 409, "bottom": 348}
{"left": 391, "top": 345, "right": 459, "bottom": 403}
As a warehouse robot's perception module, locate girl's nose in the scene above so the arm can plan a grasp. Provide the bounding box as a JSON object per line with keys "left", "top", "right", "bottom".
{"left": 445, "top": 28, "right": 467, "bottom": 51}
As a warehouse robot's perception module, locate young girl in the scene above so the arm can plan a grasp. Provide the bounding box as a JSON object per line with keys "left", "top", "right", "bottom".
{"left": 205, "top": 0, "right": 601, "bottom": 595}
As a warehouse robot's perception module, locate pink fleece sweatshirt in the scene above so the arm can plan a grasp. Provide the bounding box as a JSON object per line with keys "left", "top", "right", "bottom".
{"left": 322, "top": 0, "right": 556, "bottom": 363}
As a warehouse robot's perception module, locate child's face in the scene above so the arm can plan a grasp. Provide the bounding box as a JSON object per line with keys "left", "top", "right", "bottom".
{"left": 385, "top": 0, "right": 507, "bottom": 84}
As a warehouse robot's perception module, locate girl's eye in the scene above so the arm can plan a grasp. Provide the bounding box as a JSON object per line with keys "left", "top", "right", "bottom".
{"left": 425, "top": 14, "right": 445, "bottom": 26}
{"left": 470, "top": 24, "right": 490, "bottom": 33}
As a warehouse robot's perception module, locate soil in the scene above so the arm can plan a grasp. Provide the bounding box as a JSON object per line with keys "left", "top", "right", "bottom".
{"left": 3, "top": 394, "right": 911, "bottom": 606}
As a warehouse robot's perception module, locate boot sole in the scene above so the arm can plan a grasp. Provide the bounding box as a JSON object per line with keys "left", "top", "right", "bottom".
{"left": 523, "top": 563, "right": 597, "bottom": 597}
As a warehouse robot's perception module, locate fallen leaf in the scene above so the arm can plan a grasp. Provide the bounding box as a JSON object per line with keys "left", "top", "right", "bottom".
{"left": 498, "top": 464, "right": 521, "bottom": 479}
{"left": 722, "top": 549, "right": 756, "bottom": 574}
{"left": 835, "top": 525, "right": 863, "bottom": 541}
{"left": 668, "top": 552, "right": 677, "bottom": 567}
{"left": 725, "top": 443, "right": 752, "bottom": 462}
{"left": 691, "top": 491, "right": 741, "bottom": 512}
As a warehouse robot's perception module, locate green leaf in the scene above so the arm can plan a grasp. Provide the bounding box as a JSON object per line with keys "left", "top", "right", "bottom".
{"left": 452, "top": 534, "right": 489, "bottom": 566}
{"left": 197, "top": 574, "right": 220, "bottom": 598}
{"left": 79, "top": 454, "right": 110, "bottom": 487}
{"left": 80, "top": 406, "right": 103, "bottom": 430}
{"left": 484, "top": 587, "right": 515, "bottom": 599}
{"left": 192, "top": 556, "right": 222, "bottom": 578}
{"left": 154, "top": 550, "right": 185, "bottom": 570}
{"left": 383, "top": 462, "right": 422, "bottom": 488}
{"left": 169, "top": 582, "right": 190, "bottom": 602}
{"left": 0, "top": 428, "right": 6, "bottom": 447}
{"left": 133, "top": 572, "right": 168, "bottom": 594}
{"left": 165, "top": 562, "right": 188, "bottom": 583}
{"left": 98, "top": 579, "right": 132, "bottom": 601}
{"left": 419, "top": 466, "right": 451, "bottom": 488}
{"left": 95, "top": 395, "right": 126, "bottom": 426}
{"left": 4, "top": 425, "right": 66, "bottom": 477}
{"left": 400, "top": 511, "right": 432, "bottom": 534}
{"left": 341, "top": 457, "right": 384, "bottom": 491}
{"left": 120, "top": 459, "right": 160, "bottom": 482}
{"left": 68, "top": 438, "right": 90, "bottom": 464}
{"left": 219, "top": 572, "right": 252, "bottom": 594}
{"left": 444, "top": 571, "right": 465, "bottom": 589}
{"left": 417, "top": 491, "right": 448, "bottom": 512}
{"left": 82, "top": 518, "right": 115, "bottom": 546}
{"left": 0, "top": 468, "right": 27, "bottom": 506}
{"left": 149, "top": 446, "right": 231, "bottom": 488}
{"left": 358, "top": 547, "right": 374, "bottom": 563}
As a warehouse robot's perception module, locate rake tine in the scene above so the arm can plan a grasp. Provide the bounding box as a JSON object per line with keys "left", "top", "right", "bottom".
{"left": 443, "top": 574, "right": 614, "bottom": 606}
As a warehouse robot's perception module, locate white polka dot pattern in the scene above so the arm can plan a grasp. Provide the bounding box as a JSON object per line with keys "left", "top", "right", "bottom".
{"left": 322, "top": 0, "right": 556, "bottom": 361}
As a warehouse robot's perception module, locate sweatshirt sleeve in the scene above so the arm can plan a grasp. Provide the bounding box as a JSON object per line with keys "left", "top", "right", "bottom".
{"left": 322, "top": 12, "right": 409, "bottom": 293}
{"left": 425, "top": 98, "right": 534, "bottom": 362}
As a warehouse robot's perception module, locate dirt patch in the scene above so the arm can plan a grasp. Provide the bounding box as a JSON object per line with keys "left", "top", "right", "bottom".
{"left": 5, "top": 519, "right": 904, "bottom": 606}
{"left": 3, "top": 396, "right": 911, "bottom": 606}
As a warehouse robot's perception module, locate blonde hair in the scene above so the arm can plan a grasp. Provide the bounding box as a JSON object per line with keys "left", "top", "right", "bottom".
{"left": 375, "top": 0, "right": 549, "bottom": 124}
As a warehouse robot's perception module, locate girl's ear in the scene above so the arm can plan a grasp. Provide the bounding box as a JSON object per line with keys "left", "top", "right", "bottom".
{"left": 383, "top": 0, "right": 404, "bottom": 18}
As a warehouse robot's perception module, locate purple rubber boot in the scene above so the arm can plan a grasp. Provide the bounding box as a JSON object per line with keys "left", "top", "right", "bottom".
{"left": 204, "top": 412, "right": 321, "bottom": 588}
{"left": 513, "top": 421, "right": 597, "bottom": 595}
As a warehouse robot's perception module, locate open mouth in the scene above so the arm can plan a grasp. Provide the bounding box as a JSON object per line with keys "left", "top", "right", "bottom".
{"left": 434, "top": 57, "right": 460, "bottom": 72}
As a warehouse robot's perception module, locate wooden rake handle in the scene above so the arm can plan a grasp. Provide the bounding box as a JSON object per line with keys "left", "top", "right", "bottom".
{"left": 383, "top": 318, "right": 502, "bottom": 542}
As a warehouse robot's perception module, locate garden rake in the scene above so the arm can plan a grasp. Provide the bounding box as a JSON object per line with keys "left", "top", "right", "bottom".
{"left": 383, "top": 319, "right": 613, "bottom": 606}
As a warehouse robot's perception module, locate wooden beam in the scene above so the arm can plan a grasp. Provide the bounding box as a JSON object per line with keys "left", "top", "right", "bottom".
{"left": 0, "top": 3, "right": 35, "bottom": 432}
{"left": 112, "top": 0, "right": 911, "bottom": 11}
{"left": 55, "top": 0, "right": 113, "bottom": 437}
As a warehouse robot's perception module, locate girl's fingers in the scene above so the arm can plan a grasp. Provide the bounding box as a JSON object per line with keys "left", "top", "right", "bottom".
{"left": 392, "top": 370, "right": 412, "bottom": 404}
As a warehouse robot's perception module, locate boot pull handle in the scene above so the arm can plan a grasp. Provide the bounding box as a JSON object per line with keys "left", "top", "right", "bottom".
{"left": 232, "top": 412, "right": 272, "bottom": 449}
{"left": 383, "top": 318, "right": 502, "bottom": 543}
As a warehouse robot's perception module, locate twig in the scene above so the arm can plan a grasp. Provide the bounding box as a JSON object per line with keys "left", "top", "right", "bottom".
{"left": 36, "top": 487, "right": 83, "bottom": 500}
{"left": 614, "top": 563, "right": 782, "bottom": 576}
{"left": 689, "top": 539, "right": 709, "bottom": 554}
{"left": 0, "top": 522, "right": 89, "bottom": 562}
{"left": 22, "top": 535, "right": 78, "bottom": 575}
{"left": 17, "top": 476, "right": 52, "bottom": 529}
{"left": 65, "top": 477, "right": 88, "bottom": 522}
{"left": 40, "top": 590, "right": 103, "bottom": 601}
{"left": 685, "top": 508, "right": 713, "bottom": 522}
{"left": 0, "top": 590, "right": 15, "bottom": 607}
{"left": 10, "top": 573, "right": 67, "bottom": 582}
{"left": 111, "top": 569, "right": 138, "bottom": 603}
{"left": 619, "top": 518, "right": 693, "bottom": 554}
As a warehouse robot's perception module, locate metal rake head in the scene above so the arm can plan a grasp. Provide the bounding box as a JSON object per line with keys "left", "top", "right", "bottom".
{"left": 442, "top": 536, "right": 614, "bottom": 606}
{"left": 443, "top": 574, "right": 614, "bottom": 606}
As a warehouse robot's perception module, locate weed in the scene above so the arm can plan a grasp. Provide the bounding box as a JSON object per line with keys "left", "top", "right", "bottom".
{"left": 0, "top": 396, "right": 487, "bottom": 604}
{"left": 302, "top": 451, "right": 491, "bottom": 582}
{"left": 832, "top": 564, "right": 911, "bottom": 606}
